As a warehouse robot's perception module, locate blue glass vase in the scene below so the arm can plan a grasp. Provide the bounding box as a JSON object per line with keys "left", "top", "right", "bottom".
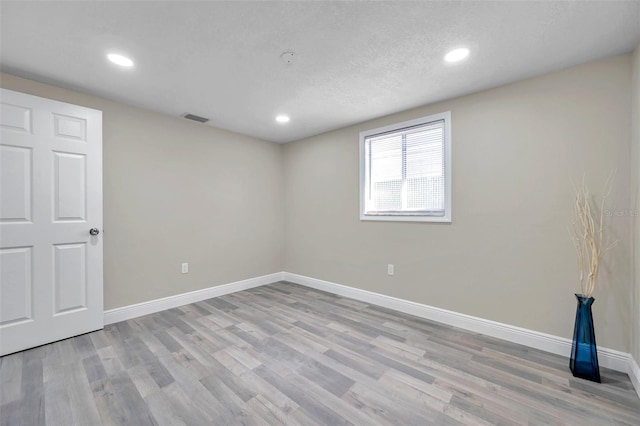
{"left": 569, "top": 294, "right": 601, "bottom": 382}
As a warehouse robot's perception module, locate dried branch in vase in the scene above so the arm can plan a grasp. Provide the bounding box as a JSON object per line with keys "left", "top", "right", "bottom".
{"left": 569, "top": 172, "right": 618, "bottom": 299}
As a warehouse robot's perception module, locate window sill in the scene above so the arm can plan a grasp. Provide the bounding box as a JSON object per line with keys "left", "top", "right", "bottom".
{"left": 360, "top": 214, "right": 451, "bottom": 223}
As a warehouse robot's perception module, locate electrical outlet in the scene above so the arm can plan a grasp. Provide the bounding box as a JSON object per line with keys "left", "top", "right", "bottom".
{"left": 387, "top": 264, "right": 394, "bottom": 276}
{"left": 181, "top": 263, "right": 189, "bottom": 274}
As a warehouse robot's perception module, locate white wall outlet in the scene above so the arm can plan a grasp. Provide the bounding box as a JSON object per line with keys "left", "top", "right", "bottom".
{"left": 181, "top": 263, "right": 189, "bottom": 274}
{"left": 387, "top": 264, "right": 394, "bottom": 276}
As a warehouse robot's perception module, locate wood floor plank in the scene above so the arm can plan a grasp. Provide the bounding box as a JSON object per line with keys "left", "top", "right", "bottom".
{"left": 253, "top": 364, "right": 352, "bottom": 426}
{"left": 82, "top": 354, "right": 108, "bottom": 384}
{"left": 96, "top": 346, "right": 126, "bottom": 376}
{"left": 0, "top": 400, "right": 21, "bottom": 426}
{"left": 382, "top": 368, "right": 453, "bottom": 403}
{"left": 237, "top": 369, "right": 299, "bottom": 415}
{"left": 244, "top": 394, "right": 289, "bottom": 426}
{"left": 160, "top": 381, "right": 228, "bottom": 425}
{"left": 20, "top": 352, "right": 45, "bottom": 426}
{"left": 0, "top": 353, "right": 22, "bottom": 406}
{"left": 143, "top": 391, "right": 188, "bottom": 426}
{"left": 64, "top": 362, "right": 102, "bottom": 425}
{"left": 275, "top": 365, "right": 379, "bottom": 426}
{"left": 1, "top": 281, "right": 638, "bottom": 425}
{"left": 344, "top": 382, "right": 436, "bottom": 425}
{"left": 199, "top": 374, "right": 253, "bottom": 423}
{"left": 128, "top": 365, "right": 162, "bottom": 399}
{"left": 56, "top": 337, "right": 81, "bottom": 366}
{"left": 298, "top": 359, "right": 355, "bottom": 397}
{"left": 43, "top": 364, "right": 74, "bottom": 426}
{"left": 152, "top": 330, "right": 182, "bottom": 354}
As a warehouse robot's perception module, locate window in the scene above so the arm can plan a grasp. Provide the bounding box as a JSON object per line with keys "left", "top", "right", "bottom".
{"left": 360, "top": 112, "right": 451, "bottom": 222}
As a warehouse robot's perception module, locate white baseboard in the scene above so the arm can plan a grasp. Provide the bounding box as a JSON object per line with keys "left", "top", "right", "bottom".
{"left": 103, "top": 272, "right": 284, "bottom": 325}
{"left": 282, "top": 272, "right": 631, "bottom": 374}
{"left": 629, "top": 356, "right": 640, "bottom": 399}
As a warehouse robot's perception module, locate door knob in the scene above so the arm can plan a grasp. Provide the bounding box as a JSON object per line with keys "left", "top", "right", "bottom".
{"left": 89, "top": 228, "right": 100, "bottom": 236}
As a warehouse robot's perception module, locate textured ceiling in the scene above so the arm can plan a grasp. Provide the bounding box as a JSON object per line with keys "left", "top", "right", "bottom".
{"left": 1, "top": 1, "right": 639, "bottom": 143}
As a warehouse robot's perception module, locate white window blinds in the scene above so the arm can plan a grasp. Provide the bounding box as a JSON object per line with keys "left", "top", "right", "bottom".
{"left": 363, "top": 119, "right": 445, "bottom": 216}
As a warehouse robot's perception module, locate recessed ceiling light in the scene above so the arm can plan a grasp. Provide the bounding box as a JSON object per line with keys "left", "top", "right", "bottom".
{"left": 444, "top": 48, "right": 470, "bottom": 63}
{"left": 107, "top": 53, "right": 134, "bottom": 67}
{"left": 276, "top": 115, "right": 290, "bottom": 123}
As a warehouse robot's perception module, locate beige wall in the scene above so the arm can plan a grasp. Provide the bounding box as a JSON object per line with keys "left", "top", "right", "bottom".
{"left": 0, "top": 72, "right": 285, "bottom": 310}
{"left": 632, "top": 43, "right": 640, "bottom": 363}
{"left": 283, "top": 54, "right": 633, "bottom": 352}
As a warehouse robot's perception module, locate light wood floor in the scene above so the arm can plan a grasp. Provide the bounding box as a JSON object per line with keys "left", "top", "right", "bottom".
{"left": 1, "top": 281, "right": 639, "bottom": 425}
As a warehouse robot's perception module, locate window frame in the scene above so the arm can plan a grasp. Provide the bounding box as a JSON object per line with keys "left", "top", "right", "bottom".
{"left": 359, "top": 111, "right": 452, "bottom": 223}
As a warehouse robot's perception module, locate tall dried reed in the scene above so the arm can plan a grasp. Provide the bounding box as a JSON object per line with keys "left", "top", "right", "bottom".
{"left": 570, "top": 173, "right": 618, "bottom": 298}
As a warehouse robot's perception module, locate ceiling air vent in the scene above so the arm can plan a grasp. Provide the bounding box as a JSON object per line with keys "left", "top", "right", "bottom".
{"left": 183, "top": 113, "right": 209, "bottom": 123}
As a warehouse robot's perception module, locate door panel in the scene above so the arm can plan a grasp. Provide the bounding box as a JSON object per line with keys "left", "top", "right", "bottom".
{"left": 0, "top": 103, "right": 31, "bottom": 133}
{"left": 0, "top": 247, "right": 32, "bottom": 325}
{"left": 53, "top": 113, "right": 86, "bottom": 141}
{"left": 0, "top": 88, "right": 103, "bottom": 356}
{"left": 0, "top": 145, "right": 31, "bottom": 222}
{"left": 53, "top": 242, "right": 87, "bottom": 314}
{"left": 53, "top": 151, "right": 86, "bottom": 221}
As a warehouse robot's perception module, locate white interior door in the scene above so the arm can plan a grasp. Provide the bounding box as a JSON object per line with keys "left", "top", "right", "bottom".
{"left": 0, "top": 88, "right": 103, "bottom": 356}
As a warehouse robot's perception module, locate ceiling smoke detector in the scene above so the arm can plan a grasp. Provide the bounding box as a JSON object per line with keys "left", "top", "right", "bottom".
{"left": 280, "top": 51, "right": 297, "bottom": 65}
{"left": 182, "top": 113, "right": 209, "bottom": 123}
